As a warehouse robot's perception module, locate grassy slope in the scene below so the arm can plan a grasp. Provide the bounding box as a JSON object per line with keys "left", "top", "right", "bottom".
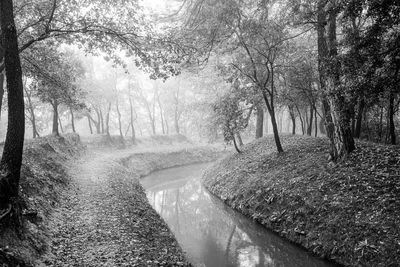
{"left": 203, "top": 135, "right": 400, "bottom": 267}
{"left": 0, "top": 134, "right": 84, "bottom": 266}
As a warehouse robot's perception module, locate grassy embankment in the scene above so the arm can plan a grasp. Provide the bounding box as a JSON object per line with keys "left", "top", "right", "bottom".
{"left": 0, "top": 133, "right": 225, "bottom": 266}
{"left": 0, "top": 134, "right": 84, "bottom": 266}
{"left": 203, "top": 135, "right": 400, "bottom": 267}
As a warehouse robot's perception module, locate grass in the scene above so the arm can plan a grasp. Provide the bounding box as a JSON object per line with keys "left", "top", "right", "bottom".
{"left": 203, "top": 135, "right": 400, "bottom": 267}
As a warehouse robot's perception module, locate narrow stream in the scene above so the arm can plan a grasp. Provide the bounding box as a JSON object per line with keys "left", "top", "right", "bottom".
{"left": 141, "top": 163, "right": 336, "bottom": 267}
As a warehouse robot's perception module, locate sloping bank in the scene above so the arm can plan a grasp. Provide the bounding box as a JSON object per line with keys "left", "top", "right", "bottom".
{"left": 0, "top": 134, "right": 225, "bottom": 266}
{"left": 49, "top": 145, "right": 225, "bottom": 267}
{"left": 203, "top": 135, "right": 400, "bottom": 267}
{"left": 0, "top": 134, "right": 84, "bottom": 266}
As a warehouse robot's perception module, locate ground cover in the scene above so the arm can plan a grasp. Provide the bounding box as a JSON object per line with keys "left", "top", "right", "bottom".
{"left": 203, "top": 135, "right": 400, "bottom": 267}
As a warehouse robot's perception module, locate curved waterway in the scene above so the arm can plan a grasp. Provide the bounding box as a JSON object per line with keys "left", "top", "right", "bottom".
{"left": 141, "top": 163, "right": 336, "bottom": 267}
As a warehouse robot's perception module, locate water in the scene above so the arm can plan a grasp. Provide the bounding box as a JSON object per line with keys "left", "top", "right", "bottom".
{"left": 141, "top": 163, "right": 336, "bottom": 267}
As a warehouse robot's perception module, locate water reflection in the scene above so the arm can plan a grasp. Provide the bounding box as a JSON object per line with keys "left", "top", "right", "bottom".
{"left": 141, "top": 163, "right": 335, "bottom": 267}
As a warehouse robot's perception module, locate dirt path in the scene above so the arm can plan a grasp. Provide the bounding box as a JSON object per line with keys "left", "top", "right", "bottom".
{"left": 47, "top": 150, "right": 190, "bottom": 266}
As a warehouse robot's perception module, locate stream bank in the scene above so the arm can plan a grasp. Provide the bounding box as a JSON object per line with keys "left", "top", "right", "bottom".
{"left": 203, "top": 135, "right": 400, "bottom": 267}
{"left": 48, "top": 144, "right": 224, "bottom": 266}
{"left": 0, "top": 133, "right": 224, "bottom": 266}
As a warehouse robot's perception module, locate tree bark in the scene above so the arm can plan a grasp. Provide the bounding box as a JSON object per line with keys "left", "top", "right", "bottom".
{"left": 388, "top": 90, "right": 396, "bottom": 145}
{"left": 236, "top": 132, "right": 244, "bottom": 146}
{"left": 314, "top": 107, "right": 318, "bottom": 137}
{"left": 58, "top": 117, "right": 64, "bottom": 134}
{"left": 105, "top": 102, "right": 111, "bottom": 137}
{"left": 307, "top": 105, "right": 314, "bottom": 136}
{"left": 157, "top": 93, "right": 165, "bottom": 135}
{"left": 87, "top": 115, "right": 93, "bottom": 134}
{"left": 99, "top": 108, "right": 104, "bottom": 134}
{"left": 52, "top": 101, "right": 59, "bottom": 136}
{"left": 0, "top": 0, "right": 25, "bottom": 215}
{"left": 289, "top": 107, "right": 296, "bottom": 135}
{"left": 233, "top": 134, "right": 242, "bottom": 153}
{"left": 115, "top": 100, "right": 123, "bottom": 139}
{"left": 325, "top": 5, "right": 355, "bottom": 159}
{"left": 70, "top": 107, "right": 76, "bottom": 133}
{"left": 0, "top": 72, "right": 4, "bottom": 119}
{"left": 129, "top": 96, "right": 136, "bottom": 144}
{"left": 317, "top": 0, "right": 336, "bottom": 156}
{"left": 354, "top": 97, "right": 365, "bottom": 138}
{"left": 260, "top": 69, "right": 283, "bottom": 153}
{"left": 174, "top": 87, "right": 181, "bottom": 134}
{"left": 256, "top": 105, "right": 264, "bottom": 139}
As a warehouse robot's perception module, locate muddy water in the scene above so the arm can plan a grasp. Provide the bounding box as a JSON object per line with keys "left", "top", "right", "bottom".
{"left": 141, "top": 163, "right": 336, "bottom": 267}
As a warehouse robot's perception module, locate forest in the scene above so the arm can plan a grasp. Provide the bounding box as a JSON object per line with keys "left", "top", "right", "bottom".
{"left": 0, "top": 0, "right": 399, "bottom": 266}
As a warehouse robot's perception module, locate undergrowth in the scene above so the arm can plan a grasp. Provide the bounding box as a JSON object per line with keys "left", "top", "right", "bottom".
{"left": 203, "top": 135, "right": 400, "bottom": 267}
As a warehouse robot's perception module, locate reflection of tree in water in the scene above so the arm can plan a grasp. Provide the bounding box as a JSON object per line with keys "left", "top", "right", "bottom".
{"left": 143, "top": 165, "right": 333, "bottom": 267}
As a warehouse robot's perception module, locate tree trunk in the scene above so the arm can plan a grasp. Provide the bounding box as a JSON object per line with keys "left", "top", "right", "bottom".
{"left": 70, "top": 107, "right": 76, "bottom": 133}
{"left": 31, "top": 113, "right": 39, "bottom": 138}
{"left": 157, "top": 94, "right": 165, "bottom": 135}
{"left": 295, "top": 105, "right": 305, "bottom": 135}
{"left": 236, "top": 132, "right": 244, "bottom": 146}
{"left": 289, "top": 107, "right": 296, "bottom": 135}
{"left": 378, "top": 106, "right": 384, "bottom": 142}
{"left": 52, "top": 102, "right": 59, "bottom": 136}
{"left": 233, "top": 134, "right": 242, "bottom": 153}
{"left": 87, "top": 116, "right": 93, "bottom": 134}
{"left": 317, "top": 1, "right": 336, "bottom": 155}
{"left": 174, "top": 108, "right": 180, "bottom": 134}
{"left": 129, "top": 96, "right": 136, "bottom": 144}
{"left": 105, "top": 102, "right": 111, "bottom": 137}
{"left": 307, "top": 105, "right": 314, "bottom": 136}
{"left": 262, "top": 88, "right": 283, "bottom": 152}
{"left": 58, "top": 117, "right": 64, "bottom": 134}
{"left": 99, "top": 109, "right": 104, "bottom": 134}
{"left": 256, "top": 105, "right": 264, "bottom": 139}
{"left": 0, "top": 0, "right": 25, "bottom": 217}
{"left": 325, "top": 2, "right": 355, "bottom": 160}
{"left": 115, "top": 100, "right": 123, "bottom": 139}
{"left": 354, "top": 97, "right": 365, "bottom": 138}
{"left": 0, "top": 72, "right": 4, "bottom": 119}
{"left": 388, "top": 90, "right": 396, "bottom": 145}
{"left": 314, "top": 107, "right": 318, "bottom": 137}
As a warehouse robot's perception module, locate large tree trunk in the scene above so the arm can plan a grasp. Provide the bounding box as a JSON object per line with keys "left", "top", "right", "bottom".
{"left": 52, "top": 101, "right": 59, "bottom": 136}
{"left": 325, "top": 7, "right": 355, "bottom": 159}
{"left": 256, "top": 105, "right": 264, "bottom": 139}
{"left": 0, "top": 0, "right": 25, "bottom": 216}
{"left": 70, "top": 107, "right": 76, "bottom": 133}
{"left": 317, "top": 0, "right": 336, "bottom": 155}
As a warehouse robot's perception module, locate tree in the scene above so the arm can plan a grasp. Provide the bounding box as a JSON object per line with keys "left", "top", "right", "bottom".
{"left": 0, "top": 0, "right": 25, "bottom": 223}
{"left": 31, "top": 48, "right": 85, "bottom": 135}
{"left": 212, "top": 88, "right": 252, "bottom": 153}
